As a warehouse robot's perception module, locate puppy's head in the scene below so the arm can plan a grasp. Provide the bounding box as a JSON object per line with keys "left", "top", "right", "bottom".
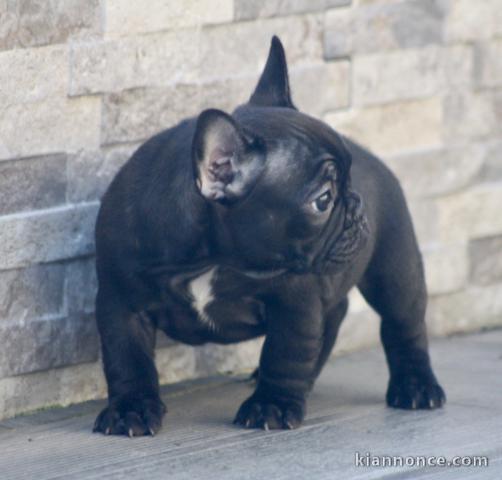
{"left": 192, "top": 36, "right": 368, "bottom": 276}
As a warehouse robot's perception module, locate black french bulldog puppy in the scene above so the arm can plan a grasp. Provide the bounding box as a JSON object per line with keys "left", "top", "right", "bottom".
{"left": 93, "top": 36, "right": 445, "bottom": 436}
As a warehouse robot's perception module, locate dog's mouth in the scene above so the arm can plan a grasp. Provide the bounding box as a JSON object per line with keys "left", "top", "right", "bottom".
{"left": 239, "top": 268, "right": 287, "bottom": 279}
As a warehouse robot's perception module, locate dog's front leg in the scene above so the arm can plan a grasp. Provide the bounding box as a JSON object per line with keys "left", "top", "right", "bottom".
{"left": 234, "top": 289, "right": 323, "bottom": 430}
{"left": 93, "top": 288, "right": 166, "bottom": 437}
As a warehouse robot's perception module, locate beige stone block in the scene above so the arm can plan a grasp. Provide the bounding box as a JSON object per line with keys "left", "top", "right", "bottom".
{"left": 69, "top": 30, "right": 200, "bottom": 95}
{"left": 442, "top": 91, "right": 502, "bottom": 143}
{"left": 422, "top": 243, "right": 468, "bottom": 295}
{"left": 323, "top": 7, "right": 353, "bottom": 58}
{"left": 198, "top": 76, "right": 258, "bottom": 112}
{"left": 385, "top": 145, "right": 484, "bottom": 199}
{"left": 290, "top": 61, "right": 350, "bottom": 116}
{"left": 156, "top": 344, "right": 197, "bottom": 385}
{"left": 101, "top": 85, "right": 200, "bottom": 145}
{"left": 347, "top": 287, "right": 371, "bottom": 315}
{"left": 194, "top": 338, "right": 263, "bottom": 377}
{"left": 325, "top": 98, "right": 442, "bottom": 157}
{"left": 436, "top": 183, "right": 502, "bottom": 243}
{"left": 353, "top": 45, "right": 473, "bottom": 106}
{"left": 105, "top": 0, "right": 233, "bottom": 37}
{"left": 331, "top": 289, "right": 379, "bottom": 356}
{"left": 0, "top": 96, "right": 100, "bottom": 160}
{"left": 427, "top": 283, "right": 502, "bottom": 337}
{"left": 324, "top": 0, "right": 444, "bottom": 58}
{"left": 446, "top": 0, "right": 502, "bottom": 42}
{"left": 0, "top": 45, "right": 67, "bottom": 105}
{"left": 480, "top": 140, "right": 502, "bottom": 182}
{"left": 0, "top": 360, "right": 106, "bottom": 420}
{"left": 199, "top": 14, "right": 323, "bottom": 82}
{"left": 336, "top": 310, "right": 380, "bottom": 356}
{"left": 408, "top": 199, "right": 439, "bottom": 246}
{"left": 235, "top": 0, "right": 350, "bottom": 20}
{"left": 476, "top": 40, "right": 502, "bottom": 88}
{"left": 0, "top": 0, "right": 101, "bottom": 51}
{"left": 469, "top": 235, "right": 502, "bottom": 287}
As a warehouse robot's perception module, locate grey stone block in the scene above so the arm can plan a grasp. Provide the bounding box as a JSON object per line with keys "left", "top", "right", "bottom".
{"left": 67, "top": 146, "right": 137, "bottom": 202}
{"left": 0, "top": 263, "right": 65, "bottom": 323}
{"left": 0, "top": 154, "right": 66, "bottom": 215}
{"left": 65, "top": 257, "right": 97, "bottom": 315}
{"left": 235, "top": 0, "right": 351, "bottom": 20}
{"left": 0, "top": 204, "right": 98, "bottom": 271}
{"left": 324, "top": 0, "right": 445, "bottom": 59}
{"left": 0, "top": 313, "right": 99, "bottom": 378}
{"left": 0, "top": 0, "right": 101, "bottom": 51}
{"left": 469, "top": 236, "right": 502, "bottom": 286}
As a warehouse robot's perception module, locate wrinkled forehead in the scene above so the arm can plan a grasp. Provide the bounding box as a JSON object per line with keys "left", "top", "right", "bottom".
{"left": 235, "top": 107, "right": 347, "bottom": 189}
{"left": 261, "top": 140, "right": 319, "bottom": 191}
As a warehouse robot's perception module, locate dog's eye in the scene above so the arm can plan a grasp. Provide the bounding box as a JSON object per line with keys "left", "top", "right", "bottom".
{"left": 311, "top": 190, "right": 333, "bottom": 213}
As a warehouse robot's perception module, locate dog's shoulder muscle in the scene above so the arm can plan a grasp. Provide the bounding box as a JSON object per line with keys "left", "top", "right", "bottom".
{"left": 96, "top": 117, "right": 210, "bottom": 281}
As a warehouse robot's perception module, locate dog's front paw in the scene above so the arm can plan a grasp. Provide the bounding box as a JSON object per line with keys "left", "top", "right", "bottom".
{"left": 93, "top": 394, "right": 166, "bottom": 437}
{"left": 386, "top": 377, "right": 446, "bottom": 410}
{"left": 233, "top": 393, "right": 305, "bottom": 430}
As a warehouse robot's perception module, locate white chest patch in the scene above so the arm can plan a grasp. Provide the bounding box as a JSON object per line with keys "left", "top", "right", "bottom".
{"left": 187, "top": 267, "right": 217, "bottom": 328}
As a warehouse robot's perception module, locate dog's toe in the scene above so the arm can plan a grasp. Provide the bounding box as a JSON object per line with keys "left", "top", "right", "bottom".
{"left": 387, "top": 378, "right": 446, "bottom": 410}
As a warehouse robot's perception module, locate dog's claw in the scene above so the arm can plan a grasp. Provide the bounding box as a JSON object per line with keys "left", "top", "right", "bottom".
{"left": 128, "top": 428, "right": 134, "bottom": 438}
{"left": 149, "top": 428, "right": 156, "bottom": 437}
{"left": 263, "top": 422, "right": 269, "bottom": 431}
{"left": 285, "top": 421, "right": 294, "bottom": 430}
{"left": 411, "top": 399, "right": 417, "bottom": 409}
{"left": 105, "top": 427, "right": 111, "bottom": 435}
{"left": 429, "top": 399, "right": 435, "bottom": 409}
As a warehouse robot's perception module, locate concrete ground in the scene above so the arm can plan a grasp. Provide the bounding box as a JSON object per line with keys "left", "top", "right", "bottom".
{"left": 1, "top": 329, "right": 501, "bottom": 480}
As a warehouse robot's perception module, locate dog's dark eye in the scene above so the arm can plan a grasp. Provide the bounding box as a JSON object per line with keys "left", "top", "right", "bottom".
{"left": 311, "top": 190, "right": 333, "bottom": 213}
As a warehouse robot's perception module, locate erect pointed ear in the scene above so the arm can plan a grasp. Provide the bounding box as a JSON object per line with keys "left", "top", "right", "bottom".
{"left": 249, "top": 36, "right": 296, "bottom": 109}
{"left": 192, "top": 109, "right": 266, "bottom": 203}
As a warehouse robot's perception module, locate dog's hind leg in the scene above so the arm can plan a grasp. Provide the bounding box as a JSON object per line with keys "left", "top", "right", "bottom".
{"left": 358, "top": 211, "right": 445, "bottom": 410}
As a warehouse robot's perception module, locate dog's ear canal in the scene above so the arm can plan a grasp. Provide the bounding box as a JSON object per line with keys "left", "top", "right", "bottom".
{"left": 192, "top": 109, "right": 266, "bottom": 203}
{"left": 249, "top": 36, "right": 296, "bottom": 109}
